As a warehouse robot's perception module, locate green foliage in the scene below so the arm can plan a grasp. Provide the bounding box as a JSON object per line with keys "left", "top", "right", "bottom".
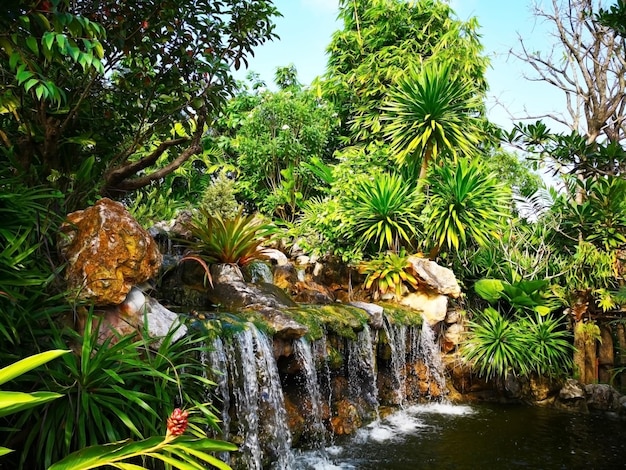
{"left": 200, "top": 170, "right": 242, "bottom": 220}
{"left": 359, "top": 249, "right": 419, "bottom": 300}
{"left": 322, "top": 0, "right": 489, "bottom": 146}
{"left": 127, "top": 183, "right": 189, "bottom": 227}
{"left": 462, "top": 308, "right": 573, "bottom": 381}
{"left": 0, "top": 350, "right": 68, "bottom": 457}
{"left": 186, "top": 208, "right": 274, "bottom": 266}
{"left": 424, "top": 158, "right": 511, "bottom": 256}
{"left": 1, "top": 0, "right": 280, "bottom": 204}
{"left": 462, "top": 307, "right": 534, "bottom": 380}
{"left": 13, "top": 315, "right": 218, "bottom": 469}
{"left": 483, "top": 150, "right": 543, "bottom": 198}
{"left": 474, "top": 278, "right": 557, "bottom": 317}
{"left": 342, "top": 172, "right": 423, "bottom": 253}
{"left": 49, "top": 434, "right": 236, "bottom": 470}
{"left": 382, "top": 60, "right": 485, "bottom": 182}
{"left": 234, "top": 84, "right": 339, "bottom": 220}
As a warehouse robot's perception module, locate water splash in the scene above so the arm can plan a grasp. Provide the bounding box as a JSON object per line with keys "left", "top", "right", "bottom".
{"left": 205, "top": 323, "right": 294, "bottom": 470}
{"left": 294, "top": 338, "right": 327, "bottom": 448}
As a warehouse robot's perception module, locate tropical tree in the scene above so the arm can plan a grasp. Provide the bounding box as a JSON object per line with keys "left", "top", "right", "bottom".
{"left": 234, "top": 76, "right": 339, "bottom": 220}
{"left": 0, "top": 0, "right": 280, "bottom": 205}
{"left": 381, "top": 60, "right": 486, "bottom": 187}
{"left": 320, "top": 0, "right": 489, "bottom": 148}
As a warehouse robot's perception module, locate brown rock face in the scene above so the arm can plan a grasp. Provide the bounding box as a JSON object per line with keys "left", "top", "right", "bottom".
{"left": 58, "top": 198, "right": 162, "bottom": 305}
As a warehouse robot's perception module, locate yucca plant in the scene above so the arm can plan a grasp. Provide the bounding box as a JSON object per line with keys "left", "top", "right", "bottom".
{"left": 342, "top": 172, "right": 422, "bottom": 254}
{"left": 461, "top": 307, "right": 534, "bottom": 381}
{"left": 425, "top": 158, "right": 511, "bottom": 257}
{"left": 186, "top": 208, "right": 275, "bottom": 266}
{"left": 359, "top": 249, "right": 419, "bottom": 300}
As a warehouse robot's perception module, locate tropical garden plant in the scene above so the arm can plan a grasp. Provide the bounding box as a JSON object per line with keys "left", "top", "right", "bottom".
{"left": 186, "top": 208, "right": 275, "bottom": 267}
{"left": 359, "top": 249, "right": 419, "bottom": 300}
{"left": 341, "top": 172, "right": 423, "bottom": 254}
{"left": 10, "top": 314, "right": 219, "bottom": 469}
{"left": 423, "top": 158, "right": 511, "bottom": 257}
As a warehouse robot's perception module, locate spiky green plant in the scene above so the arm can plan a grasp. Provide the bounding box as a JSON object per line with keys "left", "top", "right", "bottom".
{"left": 461, "top": 307, "right": 534, "bottom": 381}
{"left": 187, "top": 208, "right": 275, "bottom": 266}
{"left": 342, "top": 172, "right": 422, "bottom": 254}
{"left": 425, "top": 158, "right": 511, "bottom": 257}
{"left": 382, "top": 60, "right": 484, "bottom": 186}
{"left": 13, "top": 314, "right": 219, "bottom": 469}
{"left": 522, "top": 314, "right": 573, "bottom": 378}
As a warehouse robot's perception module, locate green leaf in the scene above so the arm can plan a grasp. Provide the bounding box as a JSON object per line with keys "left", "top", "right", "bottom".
{"left": 0, "top": 391, "right": 63, "bottom": 418}
{"left": 473, "top": 279, "right": 504, "bottom": 303}
{"left": 0, "top": 350, "right": 69, "bottom": 386}
{"left": 26, "top": 36, "right": 39, "bottom": 55}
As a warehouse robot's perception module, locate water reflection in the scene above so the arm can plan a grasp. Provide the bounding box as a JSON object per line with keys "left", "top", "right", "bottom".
{"left": 294, "top": 403, "right": 626, "bottom": 469}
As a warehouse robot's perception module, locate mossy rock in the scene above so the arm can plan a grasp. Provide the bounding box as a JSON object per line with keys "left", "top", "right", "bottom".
{"left": 282, "top": 304, "right": 369, "bottom": 341}
{"left": 379, "top": 302, "right": 423, "bottom": 326}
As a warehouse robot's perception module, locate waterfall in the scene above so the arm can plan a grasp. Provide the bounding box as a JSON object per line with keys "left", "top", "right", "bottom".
{"left": 416, "top": 321, "right": 448, "bottom": 399}
{"left": 382, "top": 319, "right": 408, "bottom": 406}
{"left": 205, "top": 323, "right": 295, "bottom": 470}
{"left": 293, "top": 338, "right": 327, "bottom": 448}
{"left": 347, "top": 325, "right": 379, "bottom": 410}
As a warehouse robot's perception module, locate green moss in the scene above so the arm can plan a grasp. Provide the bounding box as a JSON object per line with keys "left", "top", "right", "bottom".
{"left": 202, "top": 311, "right": 275, "bottom": 339}
{"left": 379, "top": 302, "right": 423, "bottom": 326}
{"left": 326, "top": 344, "right": 344, "bottom": 370}
{"left": 282, "top": 304, "right": 369, "bottom": 340}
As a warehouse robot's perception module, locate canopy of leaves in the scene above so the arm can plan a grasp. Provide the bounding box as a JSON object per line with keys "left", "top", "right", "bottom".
{"left": 0, "top": 0, "right": 280, "bottom": 206}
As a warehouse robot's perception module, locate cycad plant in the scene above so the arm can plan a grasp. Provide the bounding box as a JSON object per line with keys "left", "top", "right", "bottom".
{"left": 521, "top": 314, "right": 573, "bottom": 378}
{"left": 186, "top": 208, "right": 275, "bottom": 266}
{"left": 342, "top": 172, "right": 422, "bottom": 254}
{"left": 382, "top": 60, "right": 484, "bottom": 188}
{"left": 424, "top": 158, "right": 511, "bottom": 257}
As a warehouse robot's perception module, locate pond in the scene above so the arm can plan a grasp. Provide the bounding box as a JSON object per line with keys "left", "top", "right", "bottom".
{"left": 293, "top": 402, "right": 626, "bottom": 469}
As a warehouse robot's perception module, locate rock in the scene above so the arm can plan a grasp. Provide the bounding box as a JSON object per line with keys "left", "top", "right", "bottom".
{"left": 265, "top": 248, "right": 290, "bottom": 267}
{"left": 257, "top": 307, "right": 308, "bottom": 340}
{"left": 210, "top": 263, "right": 245, "bottom": 284}
{"left": 407, "top": 255, "right": 461, "bottom": 298}
{"left": 58, "top": 198, "right": 162, "bottom": 305}
{"left": 349, "top": 301, "right": 384, "bottom": 329}
{"left": 445, "top": 308, "right": 461, "bottom": 324}
{"left": 273, "top": 263, "right": 298, "bottom": 292}
{"left": 293, "top": 281, "right": 335, "bottom": 304}
{"left": 400, "top": 292, "right": 448, "bottom": 326}
{"left": 559, "top": 379, "right": 586, "bottom": 400}
{"left": 585, "top": 383, "right": 622, "bottom": 411}
{"left": 443, "top": 323, "right": 464, "bottom": 349}
{"left": 88, "top": 287, "right": 186, "bottom": 345}
{"left": 207, "top": 281, "right": 297, "bottom": 311}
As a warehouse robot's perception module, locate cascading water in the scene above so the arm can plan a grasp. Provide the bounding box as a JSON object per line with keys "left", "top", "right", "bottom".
{"left": 204, "top": 323, "right": 295, "bottom": 470}
{"left": 293, "top": 338, "right": 327, "bottom": 448}
{"left": 347, "top": 325, "right": 379, "bottom": 411}
{"left": 416, "top": 320, "right": 448, "bottom": 399}
{"left": 381, "top": 319, "right": 408, "bottom": 406}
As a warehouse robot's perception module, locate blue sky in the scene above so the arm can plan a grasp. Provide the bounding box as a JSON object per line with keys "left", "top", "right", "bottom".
{"left": 235, "top": 0, "right": 570, "bottom": 132}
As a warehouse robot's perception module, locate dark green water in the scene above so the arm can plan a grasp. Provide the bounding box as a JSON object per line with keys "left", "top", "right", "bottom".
{"left": 294, "top": 403, "right": 626, "bottom": 469}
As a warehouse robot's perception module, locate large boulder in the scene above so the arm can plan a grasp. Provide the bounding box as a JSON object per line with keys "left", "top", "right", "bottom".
{"left": 400, "top": 291, "right": 448, "bottom": 326}
{"left": 58, "top": 198, "right": 162, "bottom": 305}
{"left": 407, "top": 256, "right": 461, "bottom": 298}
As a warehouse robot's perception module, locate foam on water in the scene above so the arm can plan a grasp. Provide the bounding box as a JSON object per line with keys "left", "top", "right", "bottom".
{"left": 406, "top": 402, "right": 475, "bottom": 416}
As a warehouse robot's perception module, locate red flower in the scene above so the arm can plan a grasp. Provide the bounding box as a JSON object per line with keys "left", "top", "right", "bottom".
{"left": 166, "top": 408, "right": 189, "bottom": 437}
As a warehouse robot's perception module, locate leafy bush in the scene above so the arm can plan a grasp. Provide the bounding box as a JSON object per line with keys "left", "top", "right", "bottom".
{"left": 200, "top": 170, "right": 242, "bottom": 219}
{"left": 186, "top": 208, "right": 274, "bottom": 266}
{"left": 342, "top": 172, "right": 422, "bottom": 254}
{"left": 424, "top": 158, "right": 510, "bottom": 257}
{"left": 462, "top": 308, "right": 573, "bottom": 381}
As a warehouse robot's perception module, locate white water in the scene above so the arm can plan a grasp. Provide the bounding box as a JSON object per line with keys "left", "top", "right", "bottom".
{"left": 417, "top": 320, "right": 448, "bottom": 398}
{"left": 382, "top": 319, "right": 408, "bottom": 406}
{"left": 347, "top": 325, "right": 379, "bottom": 409}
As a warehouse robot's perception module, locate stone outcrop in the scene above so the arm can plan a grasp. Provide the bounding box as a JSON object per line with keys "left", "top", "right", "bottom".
{"left": 407, "top": 255, "right": 461, "bottom": 298}
{"left": 58, "top": 198, "right": 162, "bottom": 305}
{"left": 400, "top": 291, "right": 448, "bottom": 326}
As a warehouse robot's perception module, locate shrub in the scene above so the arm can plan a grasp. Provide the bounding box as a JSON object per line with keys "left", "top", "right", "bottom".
{"left": 359, "top": 249, "right": 419, "bottom": 300}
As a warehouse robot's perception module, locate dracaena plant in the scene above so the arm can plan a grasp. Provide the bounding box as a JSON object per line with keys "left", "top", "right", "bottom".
{"left": 424, "top": 157, "right": 511, "bottom": 257}
{"left": 186, "top": 208, "right": 275, "bottom": 266}
{"left": 342, "top": 172, "right": 423, "bottom": 254}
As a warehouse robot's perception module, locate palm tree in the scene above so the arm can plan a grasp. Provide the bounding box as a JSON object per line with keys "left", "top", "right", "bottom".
{"left": 382, "top": 60, "right": 484, "bottom": 190}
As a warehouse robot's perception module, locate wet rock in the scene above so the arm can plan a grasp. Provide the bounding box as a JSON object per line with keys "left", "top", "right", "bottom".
{"left": 585, "top": 383, "right": 622, "bottom": 411}
{"left": 293, "top": 281, "right": 335, "bottom": 304}
{"left": 330, "top": 400, "right": 362, "bottom": 435}
{"left": 349, "top": 301, "right": 384, "bottom": 329}
{"left": 407, "top": 255, "right": 461, "bottom": 298}
{"left": 58, "top": 198, "right": 162, "bottom": 305}
{"left": 443, "top": 323, "right": 464, "bottom": 351}
{"left": 265, "top": 248, "right": 290, "bottom": 267}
